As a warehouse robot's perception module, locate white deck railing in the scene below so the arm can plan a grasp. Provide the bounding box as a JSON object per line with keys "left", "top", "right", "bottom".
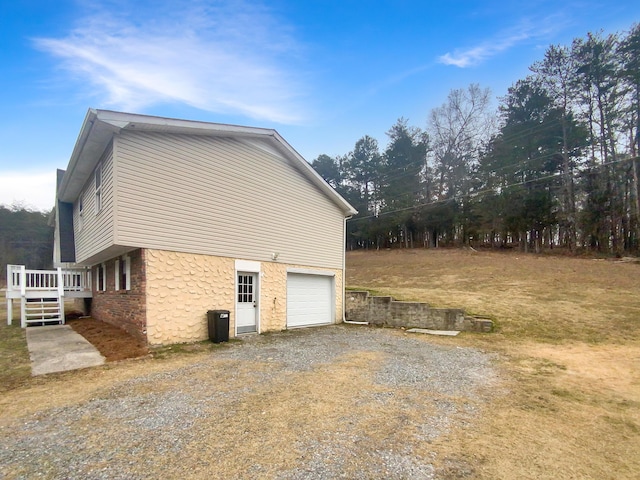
{"left": 5, "top": 265, "right": 92, "bottom": 326}
{"left": 60, "top": 269, "right": 92, "bottom": 292}
{"left": 6, "top": 264, "right": 92, "bottom": 295}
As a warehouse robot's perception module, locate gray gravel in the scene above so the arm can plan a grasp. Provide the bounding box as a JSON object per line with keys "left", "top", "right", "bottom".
{"left": 0, "top": 325, "right": 499, "bottom": 479}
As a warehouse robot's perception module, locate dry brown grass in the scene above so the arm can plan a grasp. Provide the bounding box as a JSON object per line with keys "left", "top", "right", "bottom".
{"left": 347, "top": 248, "right": 640, "bottom": 479}
{"left": 1, "top": 250, "right": 638, "bottom": 478}
{"left": 0, "top": 303, "right": 31, "bottom": 393}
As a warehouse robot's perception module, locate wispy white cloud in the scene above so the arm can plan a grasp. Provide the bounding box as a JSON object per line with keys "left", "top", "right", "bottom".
{"left": 438, "top": 16, "right": 563, "bottom": 68}
{"left": 0, "top": 171, "right": 56, "bottom": 211}
{"left": 34, "top": 0, "right": 309, "bottom": 124}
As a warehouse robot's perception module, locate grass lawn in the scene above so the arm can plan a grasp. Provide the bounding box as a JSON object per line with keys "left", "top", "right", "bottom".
{"left": 347, "top": 248, "right": 640, "bottom": 479}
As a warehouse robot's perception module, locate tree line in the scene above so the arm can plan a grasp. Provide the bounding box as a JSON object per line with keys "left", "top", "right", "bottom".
{"left": 313, "top": 24, "right": 640, "bottom": 254}
{"left": 0, "top": 204, "right": 53, "bottom": 284}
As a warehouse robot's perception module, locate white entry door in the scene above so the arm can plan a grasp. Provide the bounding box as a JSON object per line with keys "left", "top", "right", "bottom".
{"left": 236, "top": 273, "right": 258, "bottom": 334}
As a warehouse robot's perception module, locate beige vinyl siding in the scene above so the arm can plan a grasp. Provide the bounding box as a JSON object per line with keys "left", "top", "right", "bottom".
{"left": 73, "top": 143, "right": 115, "bottom": 263}
{"left": 114, "top": 131, "right": 345, "bottom": 269}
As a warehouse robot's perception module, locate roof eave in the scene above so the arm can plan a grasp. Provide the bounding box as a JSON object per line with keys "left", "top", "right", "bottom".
{"left": 58, "top": 109, "right": 358, "bottom": 216}
{"left": 58, "top": 109, "right": 115, "bottom": 202}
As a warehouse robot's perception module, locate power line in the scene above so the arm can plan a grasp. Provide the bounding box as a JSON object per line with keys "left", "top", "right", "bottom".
{"left": 347, "top": 155, "right": 639, "bottom": 223}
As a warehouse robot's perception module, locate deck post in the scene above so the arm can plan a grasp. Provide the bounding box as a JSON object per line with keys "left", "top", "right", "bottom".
{"left": 57, "top": 267, "right": 64, "bottom": 298}
{"left": 57, "top": 267, "right": 64, "bottom": 324}
{"left": 19, "top": 266, "right": 26, "bottom": 328}
{"left": 20, "top": 297, "right": 26, "bottom": 328}
{"left": 19, "top": 266, "right": 26, "bottom": 297}
{"left": 6, "top": 264, "right": 12, "bottom": 325}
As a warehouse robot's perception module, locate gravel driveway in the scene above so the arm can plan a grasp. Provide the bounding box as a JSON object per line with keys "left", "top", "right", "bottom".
{"left": 0, "top": 325, "right": 498, "bottom": 479}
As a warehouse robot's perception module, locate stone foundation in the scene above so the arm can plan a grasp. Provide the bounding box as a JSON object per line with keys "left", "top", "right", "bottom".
{"left": 345, "top": 291, "right": 492, "bottom": 333}
{"left": 86, "top": 247, "right": 345, "bottom": 346}
{"left": 145, "top": 249, "right": 344, "bottom": 346}
{"left": 144, "top": 249, "right": 235, "bottom": 345}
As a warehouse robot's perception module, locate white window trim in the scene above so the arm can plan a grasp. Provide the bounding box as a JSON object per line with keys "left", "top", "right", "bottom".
{"left": 114, "top": 259, "right": 120, "bottom": 291}
{"left": 125, "top": 256, "right": 131, "bottom": 290}
{"left": 78, "top": 196, "right": 84, "bottom": 231}
{"left": 95, "top": 163, "right": 102, "bottom": 214}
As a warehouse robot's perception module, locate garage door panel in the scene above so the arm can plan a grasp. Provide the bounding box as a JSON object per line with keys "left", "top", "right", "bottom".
{"left": 287, "top": 273, "right": 333, "bottom": 328}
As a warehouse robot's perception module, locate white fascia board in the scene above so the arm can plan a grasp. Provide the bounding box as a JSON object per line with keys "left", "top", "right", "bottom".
{"left": 57, "top": 109, "right": 98, "bottom": 202}
{"left": 96, "top": 109, "right": 276, "bottom": 138}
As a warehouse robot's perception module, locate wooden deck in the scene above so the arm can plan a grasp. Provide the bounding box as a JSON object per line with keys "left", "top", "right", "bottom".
{"left": 5, "top": 265, "right": 92, "bottom": 327}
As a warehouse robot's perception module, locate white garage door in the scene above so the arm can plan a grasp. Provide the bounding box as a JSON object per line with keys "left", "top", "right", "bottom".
{"left": 286, "top": 273, "right": 333, "bottom": 328}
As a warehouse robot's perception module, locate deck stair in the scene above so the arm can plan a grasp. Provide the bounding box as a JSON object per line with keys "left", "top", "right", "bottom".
{"left": 24, "top": 297, "right": 64, "bottom": 325}
{"left": 5, "top": 264, "right": 92, "bottom": 328}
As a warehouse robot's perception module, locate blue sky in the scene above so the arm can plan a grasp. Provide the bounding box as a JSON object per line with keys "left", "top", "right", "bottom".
{"left": 1, "top": 0, "right": 637, "bottom": 211}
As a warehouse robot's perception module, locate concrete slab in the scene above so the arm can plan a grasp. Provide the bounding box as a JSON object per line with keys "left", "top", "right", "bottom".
{"left": 406, "top": 328, "right": 460, "bottom": 336}
{"left": 26, "top": 325, "right": 105, "bottom": 376}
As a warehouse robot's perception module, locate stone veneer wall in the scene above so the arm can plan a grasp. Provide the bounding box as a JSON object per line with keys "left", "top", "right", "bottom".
{"left": 90, "top": 249, "right": 147, "bottom": 343}
{"left": 144, "top": 249, "right": 344, "bottom": 346}
{"left": 345, "top": 291, "right": 493, "bottom": 333}
{"left": 144, "top": 249, "right": 234, "bottom": 345}
{"left": 259, "top": 262, "right": 344, "bottom": 333}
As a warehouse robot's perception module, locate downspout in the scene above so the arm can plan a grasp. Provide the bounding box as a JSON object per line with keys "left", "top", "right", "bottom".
{"left": 341, "top": 215, "right": 369, "bottom": 325}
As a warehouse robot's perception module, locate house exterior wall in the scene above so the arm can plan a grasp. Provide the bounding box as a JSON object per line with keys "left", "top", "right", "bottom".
{"left": 74, "top": 143, "right": 116, "bottom": 264}
{"left": 54, "top": 112, "right": 355, "bottom": 346}
{"left": 90, "top": 248, "right": 147, "bottom": 343}
{"left": 144, "top": 249, "right": 343, "bottom": 346}
{"left": 144, "top": 249, "right": 235, "bottom": 345}
{"left": 113, "top": 131, "right": 346, "bottom": 270}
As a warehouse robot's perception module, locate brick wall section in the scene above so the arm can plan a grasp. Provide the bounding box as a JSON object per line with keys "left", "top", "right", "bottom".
{"left": 90, "top": 249, "right": 147, "bottom": 343}
{"left": 345, "top": 291, "right": 493, "bottom": 332}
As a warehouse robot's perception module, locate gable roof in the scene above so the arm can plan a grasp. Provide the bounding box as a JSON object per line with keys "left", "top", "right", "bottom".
{"left": 58, "top": 109, "right": 357, "bottom": 216}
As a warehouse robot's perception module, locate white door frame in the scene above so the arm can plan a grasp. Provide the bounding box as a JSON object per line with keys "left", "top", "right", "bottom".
{"left": 235, "top": 260, "right": 261, "bottom": 335}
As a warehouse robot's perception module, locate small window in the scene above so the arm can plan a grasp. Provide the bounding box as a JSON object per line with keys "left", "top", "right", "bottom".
{"left": 95, "top": 163, "right": 102, "bottom": 213}
{"left": 96, "top": 263, "right": 106, "bottom": 291}
{"left": 237, "top": 275, "right": 253, "bottom": 303}
{"left": 78, "top": 197, "right": 84, "bottom": 230}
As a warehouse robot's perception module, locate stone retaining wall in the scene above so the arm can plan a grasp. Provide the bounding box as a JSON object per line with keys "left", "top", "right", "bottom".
{"left": 345, "top": 291, "right": 492, "bottom": 333}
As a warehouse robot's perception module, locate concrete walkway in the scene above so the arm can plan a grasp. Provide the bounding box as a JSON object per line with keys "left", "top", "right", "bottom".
{"left": 26, "top": 325, "right": 105, "bottom": 376}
